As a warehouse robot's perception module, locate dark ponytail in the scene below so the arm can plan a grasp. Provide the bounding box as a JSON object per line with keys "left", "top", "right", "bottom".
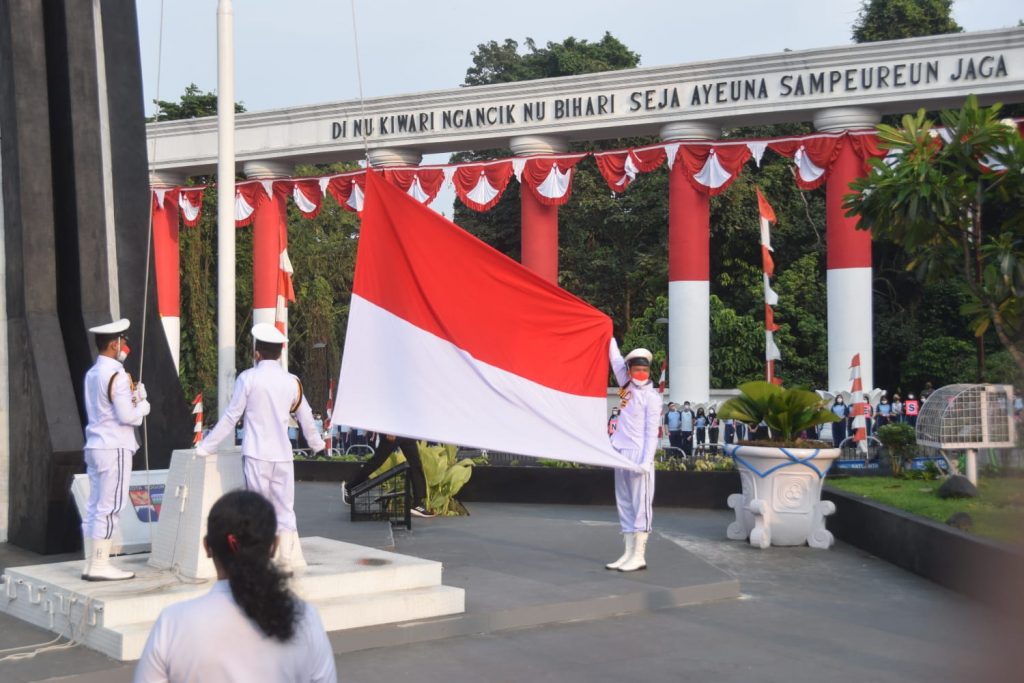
{"left": 206, "top": 490, "right": 299, "bottom": 641}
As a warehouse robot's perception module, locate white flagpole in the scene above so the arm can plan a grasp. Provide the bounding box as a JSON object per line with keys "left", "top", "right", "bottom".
{"left": 216, "top": 0, "right": 236, "bottom": 417}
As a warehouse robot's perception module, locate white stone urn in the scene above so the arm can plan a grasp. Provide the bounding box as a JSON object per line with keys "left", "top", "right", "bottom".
{"left": 724, "top": 443, "right": 840, "bottom": 549}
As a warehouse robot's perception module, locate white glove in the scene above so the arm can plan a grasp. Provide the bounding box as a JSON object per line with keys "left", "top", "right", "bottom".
{"left": 640, "top": 461, "right": 655, "bottom": 474}
{"left": 135, "top": 382, "right": 148, "bottom": 401}
{"left": 195, "top": 444, "right": 212, "bottom": 457}
{"left": 136, "top": 399, "right": 151, "bottom": 417}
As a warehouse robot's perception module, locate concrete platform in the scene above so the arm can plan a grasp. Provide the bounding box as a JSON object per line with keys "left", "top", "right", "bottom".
{"left": 3, "top": 483, "right": 1020, "bottom": 682}
{"left": 0, "top": 536, "right": 464, "bottom": 661}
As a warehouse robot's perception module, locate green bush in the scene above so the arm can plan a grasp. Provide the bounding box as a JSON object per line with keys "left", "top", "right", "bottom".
{"left": 875, "top": 423, "right": 917, "bottom": 476}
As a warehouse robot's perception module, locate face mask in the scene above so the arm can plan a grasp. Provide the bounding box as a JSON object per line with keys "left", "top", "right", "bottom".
{"left": 630, "top": 369, "right": 650, "bottom": 383}
{"left": 116, "top": 340, "right": 130, "bottom": 363}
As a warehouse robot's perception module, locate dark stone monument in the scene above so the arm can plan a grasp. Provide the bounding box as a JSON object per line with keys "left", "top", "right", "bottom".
{"left": 1, "top": 0, "right": 192, "bottom": 553}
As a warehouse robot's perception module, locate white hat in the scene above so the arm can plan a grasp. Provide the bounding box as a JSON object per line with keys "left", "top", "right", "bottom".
{"left": 88, "top": 318, "right": 130, "bottom": 335}
{"left": 623, "top": 348, "right": 653, "bottom": 365}
{"left": 251, "top": 323, "right": 287, "bottom": 345}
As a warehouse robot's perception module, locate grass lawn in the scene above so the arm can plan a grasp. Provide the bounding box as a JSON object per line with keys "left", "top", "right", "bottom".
{"left": 827, "top": 476, "right": 1024, "bottom": 545}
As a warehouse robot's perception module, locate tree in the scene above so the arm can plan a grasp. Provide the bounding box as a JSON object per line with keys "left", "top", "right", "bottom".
{"left": 845, "top": 97, "right": 1024, "bottom": 377}
{"left": 851, "top": 0, "right": 961, "bottom": 43}
{"left": 150, "top": 83, "right": 244, "bottom": 121}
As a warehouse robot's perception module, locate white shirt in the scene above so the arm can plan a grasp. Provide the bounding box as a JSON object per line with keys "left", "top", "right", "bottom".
{"left": 84, "top": 355, "right": 145, "bottom": 451}
{"left": 200, "top": 361, "right": 325, "bottom": 461}
{"left": 133, "top": 581, "right": 337, "bottom": 683}
{"left": 608, "top": 340, "right": 662, "bottom": 468}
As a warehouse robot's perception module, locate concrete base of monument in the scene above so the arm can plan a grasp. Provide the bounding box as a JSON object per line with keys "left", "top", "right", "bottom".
{"left": 0, "top": 536, "right": 464, "bottom": 661}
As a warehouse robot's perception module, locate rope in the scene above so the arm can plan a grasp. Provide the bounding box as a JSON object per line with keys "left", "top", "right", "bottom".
{"left": 138, "top": 0, "right": 168, "bottom": 547}
{"left": 349, "top": 0, "right": 370, "bottom": 163}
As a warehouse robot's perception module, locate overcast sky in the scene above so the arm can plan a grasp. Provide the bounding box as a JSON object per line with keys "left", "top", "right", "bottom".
{"left": 136, "top": 0, "right": 1021, "bottom": 115}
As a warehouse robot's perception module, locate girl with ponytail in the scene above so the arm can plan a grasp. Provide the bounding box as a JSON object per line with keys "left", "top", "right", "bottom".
{"left": 134, "top": 490, "right": 337, "bottom": 682}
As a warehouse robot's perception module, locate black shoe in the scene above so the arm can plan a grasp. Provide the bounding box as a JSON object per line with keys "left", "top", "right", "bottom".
{"left": 410, "top": 506, "right": 435, "bottom": 518}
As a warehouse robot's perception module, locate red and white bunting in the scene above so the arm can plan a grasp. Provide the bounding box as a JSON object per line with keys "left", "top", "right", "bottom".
{"left": 326, "top": 173, "right": 367, "bottom": 213}
{"left": 291, "top": 178, "right": 325, "bottom": 219}
{"left": 452, "top": 161, "right": 514, "bottom": 212}
{"left": 178, "top": 187, "right": 205, "bottom": 227}
{"left": 593, "top": 147, "right": 667, "bottom": 192}
{"left": 234, "top": 182, "right": 265, "bottom": 226}
{"left": 767, "top": 136, "right": 845, "bottom": 190}
{"left": 517, "top": 155, "right": 587, "bottom": 206}
{"left": 383, "top": 168, "right": 446, "bottom": 205}
{"left": 676, "top": 144, "right": 752, "bottom": 196}
{"left": 192, "top": 393, "right": 204, "bottom": 446}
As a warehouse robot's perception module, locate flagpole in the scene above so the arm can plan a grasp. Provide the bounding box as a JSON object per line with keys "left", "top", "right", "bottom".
{"left": 216, "top": 0, "right": 236, "bottom": 417}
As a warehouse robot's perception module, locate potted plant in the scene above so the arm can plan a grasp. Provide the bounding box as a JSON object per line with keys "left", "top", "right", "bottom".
{"left": 717, "top": 381, "right": 842, "bottom": 549}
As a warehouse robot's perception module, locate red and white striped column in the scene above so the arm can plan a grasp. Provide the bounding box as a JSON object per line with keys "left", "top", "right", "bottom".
{"left": 510, "top": 135, "right": 567, "bottom": 283}
{"left": 243, "top": 161, "right": 293, "bottom": 364}
{"left": 813, "top": 108, "right": 879, "bottom": 392}
{"left": 150, "top": 171, "right": 185, "bottom": 372}
{"left": 662, "top": 121, "right": 721, "bottom": 405}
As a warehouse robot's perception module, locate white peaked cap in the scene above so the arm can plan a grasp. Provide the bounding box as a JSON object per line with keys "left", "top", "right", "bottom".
{"left": 252, "top": 323, "right": 287, "bottom": 345}
{"left": 623, "top": 348, "right": 653, "bottom": 364}
{"left": 88, "top": 318, "right": 130, "bottom": 335}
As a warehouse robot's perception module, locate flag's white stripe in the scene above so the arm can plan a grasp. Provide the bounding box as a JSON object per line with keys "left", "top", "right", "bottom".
{"left": 334, "top": 295, "right": 639, "bottom": 471}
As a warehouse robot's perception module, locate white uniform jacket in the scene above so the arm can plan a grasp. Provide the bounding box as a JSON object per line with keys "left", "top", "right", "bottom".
{"left": 84, "top": 355, "right": 145, "bottom": 451}
{"left": 200, "top": 360, "right": 325, "bottom": 461}
{"left": 608, "top": 339, "right": 662, "bottom": 470}
{"left": 134, "top": 580, "right": 337, "bottom": 683}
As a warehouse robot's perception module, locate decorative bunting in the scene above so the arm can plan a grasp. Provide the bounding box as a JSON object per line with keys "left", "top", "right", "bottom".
{"left": 178, "top": 187, "right": 205, "bottom": 227}
{"left": 676, "top": 144, "right": 752, "bottom": 195}
{"left": 452, "top": 161, "right": 514, "bottom": 212}
{"left": 518, "top": 155, "right": 587, "bottom": 206}
{"left": 593, "top": 147, "right": 666, "bottom": 192}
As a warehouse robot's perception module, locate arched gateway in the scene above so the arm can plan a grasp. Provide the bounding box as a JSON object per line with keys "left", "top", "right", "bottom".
{"left": 147, "top": 27, "right": 1024, "bottom": 405}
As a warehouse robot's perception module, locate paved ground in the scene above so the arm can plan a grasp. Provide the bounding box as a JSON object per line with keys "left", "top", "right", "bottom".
{"left": 1, "top": 482, "right": 1020, "bottom": 682}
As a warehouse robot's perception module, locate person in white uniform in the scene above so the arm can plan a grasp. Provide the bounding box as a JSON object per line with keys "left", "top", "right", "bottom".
{"left": 134, "top": 490, "right": 337, "bottom": 683}
{"left": 82, "top": 318, "right": 151, "bottom": 581}
{"left": 605, "top": 339, "right": 661, "bottom": 572}
{"left": 197, "top": 324, "right": 325, "bottom": 571}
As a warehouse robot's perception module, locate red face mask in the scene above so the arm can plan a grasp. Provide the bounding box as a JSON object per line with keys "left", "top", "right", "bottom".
{"left": 630, "top": 368, "right": 650, "bottom": 383}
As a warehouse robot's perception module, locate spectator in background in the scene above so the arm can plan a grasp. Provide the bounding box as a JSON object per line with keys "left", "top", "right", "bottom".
{"left": 904, "top": 393, "right": 921, "bottom": 427}
{"left": 831, "top": 397, "right": 848, "bottom": 447}
{"left": 707, "top": 408, "right": 720, "bottom": 450}
{"left": 694, "top": 407, "right": 707, "bottom": 450}
{"left": 664, "top": 402, "right": 682, "bottom": 449}
{"left": 891, "top": 394, "right": 904, "bottom": 424}
{"left": 134, "top": 490, "right": 336, "bottom": 683}
{"left": 876, "top": 395, "right": 892, "bottom": 430}
{"left": 679, "top": 401, "right": 695, "bottom": 457}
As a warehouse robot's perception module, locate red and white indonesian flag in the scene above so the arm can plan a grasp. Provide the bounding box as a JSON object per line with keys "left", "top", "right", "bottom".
{"left": 334, "top": 172, "right": 638, "bottom": 470}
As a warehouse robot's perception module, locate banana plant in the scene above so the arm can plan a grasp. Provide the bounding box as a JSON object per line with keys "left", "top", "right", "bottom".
{"left": 718, "top": 381, "right": 839, "bottom": 444}
{"left": 371, "top": 442, "right": 474, "bottom": 516}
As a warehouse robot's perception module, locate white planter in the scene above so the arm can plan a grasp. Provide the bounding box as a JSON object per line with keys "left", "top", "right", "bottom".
{"left": 724, "top": 443, "right": 840, "bottom": 549}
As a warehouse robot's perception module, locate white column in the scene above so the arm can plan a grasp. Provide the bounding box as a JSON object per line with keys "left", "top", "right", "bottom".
{"left": 216, "top": 0, "right": 236, "bottom": 417}
{"left": 662, "top": 121, "right": 721, "bottom": 405}
{"left": 814, "top": 107, "right": 879, "bottom": 392}
{"left": 366, "top": 147, "right": 423, "bottom": 168}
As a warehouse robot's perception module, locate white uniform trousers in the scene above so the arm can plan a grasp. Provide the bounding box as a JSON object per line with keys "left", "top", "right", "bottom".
{"left": 614, "top": 448, "right": 654, "bottom": 533}
{"left": 242, "top": 457, "right": 297, "bottom": 532}
{"left": 83, "top": 448, "right": 133, "bottom": 540}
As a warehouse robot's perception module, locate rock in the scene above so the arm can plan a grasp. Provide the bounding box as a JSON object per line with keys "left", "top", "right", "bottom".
{"left": 945, "top": 511, "right": 974, "bottom": 531}
{"left": 937, "top": 474, "right": 978, "bottom": 499}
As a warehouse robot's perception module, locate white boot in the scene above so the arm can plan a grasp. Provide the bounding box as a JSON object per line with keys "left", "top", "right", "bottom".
{"left": 605, "top": 532, "right": 635, "bottom": 570}
{"left": 275, "top": 531, "right": 307, "bottom": 574}
{"left": 83, "top": 539, "right": 135, "bottom": 581}
{"left": 81, "top": 537, "right": 94, "bottom": 579}
{"left": 618, "top": 531, "right": 649, "bottom": 572}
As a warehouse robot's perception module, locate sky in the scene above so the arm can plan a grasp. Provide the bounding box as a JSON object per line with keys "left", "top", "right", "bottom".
{"left": 135, "top": 0, "right": 1022, "bottom": 212}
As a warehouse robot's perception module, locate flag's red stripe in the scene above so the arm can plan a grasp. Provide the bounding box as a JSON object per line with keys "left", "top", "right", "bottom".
{"left": 353, "top": 172, "right": 611, "bottom": 397}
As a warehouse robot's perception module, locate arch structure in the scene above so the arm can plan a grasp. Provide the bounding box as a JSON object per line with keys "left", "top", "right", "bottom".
{"left": 146, "top": 28, "right": 1024, "bottom": 408}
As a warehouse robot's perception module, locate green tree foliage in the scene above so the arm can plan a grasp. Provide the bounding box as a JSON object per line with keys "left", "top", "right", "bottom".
{"left": 150, "top": 83, "right": 244, "bottom": 122}
{"left": 846, "top": 97, "right": 1024, "bottom": 377}
{"left": 851, "top": 0, "right": 962, "bottom": 43}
